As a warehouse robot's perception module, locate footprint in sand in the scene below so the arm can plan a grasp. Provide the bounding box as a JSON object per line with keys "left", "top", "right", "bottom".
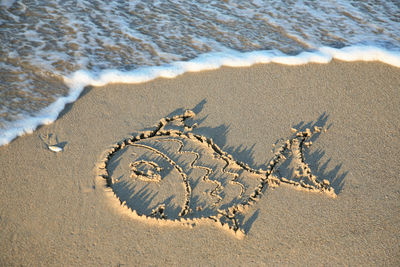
{"left": 96, "top": 110, "right": 336, "bottom": 238}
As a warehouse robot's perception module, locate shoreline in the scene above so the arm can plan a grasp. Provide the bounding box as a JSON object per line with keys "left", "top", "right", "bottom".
{"left": 2, "top": 45, "right": 400, "bottom": 147}
{"left": 1, "top": 60, "right": 399, "bottom": 266}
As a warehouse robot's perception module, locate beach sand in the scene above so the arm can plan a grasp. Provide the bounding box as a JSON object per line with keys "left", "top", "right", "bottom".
{"left": 1, "top": 61, "right": 399, "bottom": 266}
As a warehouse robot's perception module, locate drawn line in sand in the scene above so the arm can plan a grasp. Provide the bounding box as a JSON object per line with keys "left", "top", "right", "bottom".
{"left": 96, "top": 110, "right": 336, "bottom": 239}
{"left": 155, "top": 138, "right": 225, "bottom": 207}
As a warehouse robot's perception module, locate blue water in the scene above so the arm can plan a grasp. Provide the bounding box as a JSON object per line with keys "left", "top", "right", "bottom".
{"left": 0, "top": 0, "right": 399, "bottom": 145}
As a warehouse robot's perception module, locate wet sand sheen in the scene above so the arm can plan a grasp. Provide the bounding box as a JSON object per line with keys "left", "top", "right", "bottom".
{"left": 0, "top": 61, "right": 399, "bottom": 266}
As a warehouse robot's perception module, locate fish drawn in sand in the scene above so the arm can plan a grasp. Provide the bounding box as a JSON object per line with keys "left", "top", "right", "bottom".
{"left": 96, "top": 110, "right": 336, "bottom": 239}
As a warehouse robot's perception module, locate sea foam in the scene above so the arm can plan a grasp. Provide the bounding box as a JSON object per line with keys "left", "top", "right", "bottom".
{"left": 1, "top": 45, "right": 399, "bottom": 146}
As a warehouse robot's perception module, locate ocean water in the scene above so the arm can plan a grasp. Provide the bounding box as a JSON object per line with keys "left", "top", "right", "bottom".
{"left": 0, "top": 0, "right": 399, "bottom": 146}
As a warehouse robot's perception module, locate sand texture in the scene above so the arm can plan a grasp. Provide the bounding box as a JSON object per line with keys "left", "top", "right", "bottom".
{"left": 1, "top": 61, "right": 399, "bottom": 266}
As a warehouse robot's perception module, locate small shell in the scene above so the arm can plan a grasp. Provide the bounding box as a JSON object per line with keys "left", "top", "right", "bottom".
{"left": 48, "top": 145, "right": 63, "bottom": 152}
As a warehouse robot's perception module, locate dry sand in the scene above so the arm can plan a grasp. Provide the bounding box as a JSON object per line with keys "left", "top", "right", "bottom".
{"left": 1, "top": 61, "right": 399, "bottom": 266}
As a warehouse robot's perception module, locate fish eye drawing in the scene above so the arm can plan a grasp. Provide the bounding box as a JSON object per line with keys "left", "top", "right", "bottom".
{"left": 96, "top": 109, "right": 336, "bottom": 239}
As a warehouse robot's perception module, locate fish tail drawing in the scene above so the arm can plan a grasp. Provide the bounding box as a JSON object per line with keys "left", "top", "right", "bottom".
{"left": 260, "top": 127, "right": 336, "bottom": 197}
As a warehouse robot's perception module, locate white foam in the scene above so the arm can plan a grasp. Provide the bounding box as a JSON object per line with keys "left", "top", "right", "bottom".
{"left": 319, "top": 46, "right": 400, "bottom": 67}
{"left": 1, "top": 45, "right": 399, "bottom": 146}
